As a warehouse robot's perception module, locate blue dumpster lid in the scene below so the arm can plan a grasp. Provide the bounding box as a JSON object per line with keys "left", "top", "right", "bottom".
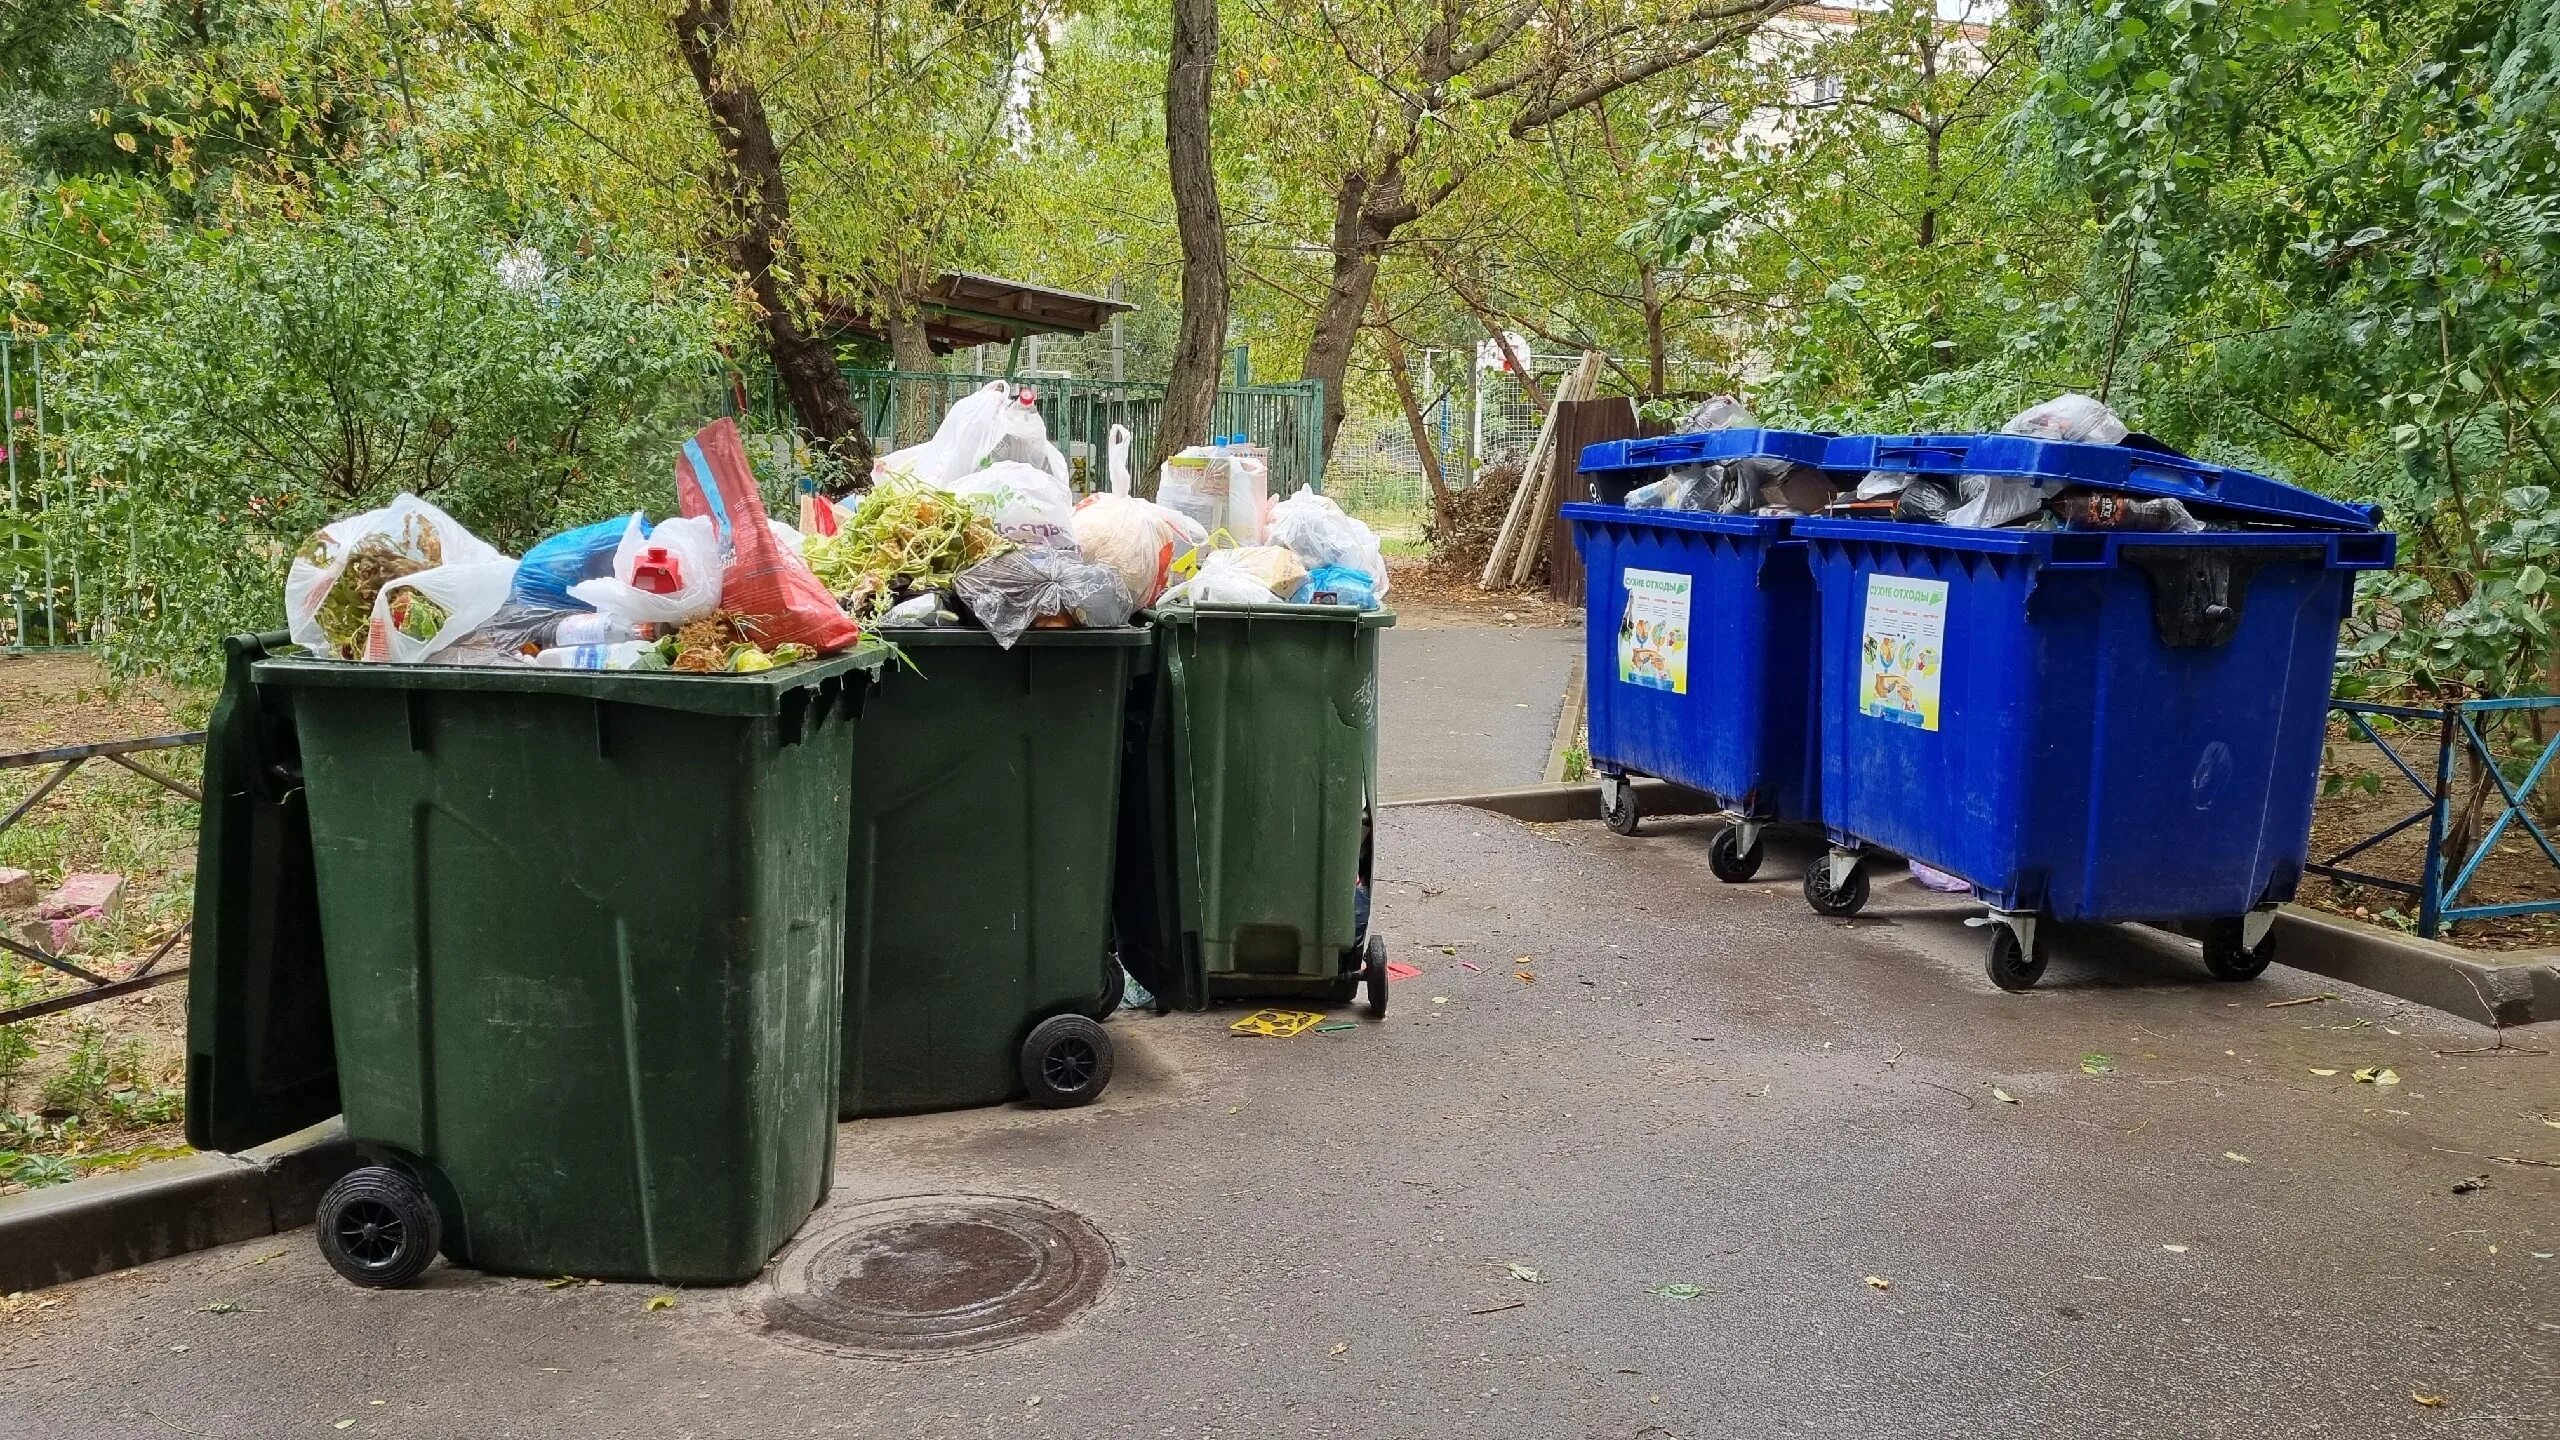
{"left": 1823, "top": 433, "right": 2380, "bottom": 530}
{"left": 1579, "top": 428, "right": 1835, "bottom": 474}
{"left": 1560, "top": 501, "right": 1796, "bottom": 539}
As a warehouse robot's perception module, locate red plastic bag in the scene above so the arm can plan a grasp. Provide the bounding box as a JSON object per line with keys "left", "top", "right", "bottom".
{"left": 674, "top": 419, "right": 861, "bottom": 654}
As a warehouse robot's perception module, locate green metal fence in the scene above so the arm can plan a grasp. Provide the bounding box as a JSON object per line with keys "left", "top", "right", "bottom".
{"left": 2, "top": 339, "right": 89, "bottom": 651}
{"left": 725, "top": 367, "right": 1327, "bottom": 496}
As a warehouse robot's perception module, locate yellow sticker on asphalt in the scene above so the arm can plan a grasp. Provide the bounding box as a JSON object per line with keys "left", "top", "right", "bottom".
{"left": 1229, "top": 1009, "right": 1325, "bottom": 1037}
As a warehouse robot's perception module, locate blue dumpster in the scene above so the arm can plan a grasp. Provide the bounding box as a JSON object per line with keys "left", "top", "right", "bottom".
{"left": 1792, "top": 438, "right": 2393, "bottom": 991}
{"left": 1563, "top": 428, "right": 1841, "bottom": 880}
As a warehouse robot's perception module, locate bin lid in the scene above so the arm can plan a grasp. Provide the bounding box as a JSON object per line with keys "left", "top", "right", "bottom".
{"left": 251, "top": 646, "right": 882, "bottom": 717}
{"left": 1578, "top": 428, "right": 1836, "bottom": 474}
{"left": 187, "top": 632, "right": 341, "bottom": 1155}
{"left": 1822, "top": 433, "right": 2380, "bottom": 530}
{"left": 1559, "top": 501, "right": 1796, "bottom": 539}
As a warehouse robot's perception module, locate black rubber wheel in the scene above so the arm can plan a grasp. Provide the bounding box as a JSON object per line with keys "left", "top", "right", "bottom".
{"left": 316, "top": 1166, "right": 441, "bottom": 1289}
{"left": 2201, "top": 921, "right": 2275, "bottom": 982}
{"left": 1020, "top": 1014, "right": 1114, "bottom": 1108}
{"left": 1802, "top": 859, "right": 1870, "bottom": 917}
{"left": 1706, "top": 826, "right": 1764, "bottom": 883}
{"left": 1601, "top": 778, "right": 1640, "bottom": 836}
{"left": 1362, "top": 932, "right": 1390, "bottom": 1018}
{"left": 1985, "top": 926, "right": 2049, "bottom": 993}
{"left": 1084, "top": 952, "right": 1127, "bottom": 1020}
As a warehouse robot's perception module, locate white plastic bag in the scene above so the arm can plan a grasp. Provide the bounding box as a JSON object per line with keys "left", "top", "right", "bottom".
{"left": 988, "top": 388, "right": 1072, "bottom": 486}
{"left": 1266, "top": 486, "right": 1389, "bottom": 597}
{"left": 1681, "top": 394, "right": 1757, "bottom": 431}
{"left": 946, "top": 460, "right": 1078, "bottom": 551}
{"left": 2004, "top": 393, "right": 2128, "bottom": 445}
{"left": 1074, "top": 493, "right": 1206, "bottom": 608}
{"left": 1107, "top": 423, "right": 1134, "bottom": 494}
{"left": 569, "top": 514, "right": 722, "bottom": 626}
{"left": 1945, "top": 474, "right": 2058, "bottom": 529}
{"left": 286, "top": 494, "right": 512, "bottom": 662}
{"left": 1224, "top": 445, "right": 1269, "bottom": 543}
{"left": 873, "top": 380, "right": 1012, "bottom": 484}
{"left": 1158, "top": 545, "right": 1307, "bottom": 607}
{"left": 366, "top": 560, "right": 518, "bottom": 663}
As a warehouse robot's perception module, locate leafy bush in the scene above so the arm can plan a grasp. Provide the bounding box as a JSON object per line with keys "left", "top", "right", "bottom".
{"left": 43, "top": 168, "right": 728, "bottom": 683}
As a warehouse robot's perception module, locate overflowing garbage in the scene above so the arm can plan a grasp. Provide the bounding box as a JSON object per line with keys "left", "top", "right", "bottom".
{"left": 1613, "top": 391, "right": 2359, "bottom": 536}
{"left": 279, "top": 383, "right": 1390, "bottom": 669}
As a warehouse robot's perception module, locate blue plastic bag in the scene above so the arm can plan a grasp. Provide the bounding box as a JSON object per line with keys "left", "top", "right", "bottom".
{"left": 1292, "top": 565, "right": 1378, "bottom": 609}
{"left": 510, "top": 513, "right": 644, "bottom": 610}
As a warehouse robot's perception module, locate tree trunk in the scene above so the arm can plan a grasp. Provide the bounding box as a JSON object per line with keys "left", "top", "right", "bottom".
{"left": 1154, "top": 0, "right": 1228, "bottom": 477}
{"left": 672, "top": 0, "right": 871, "bottom": 476}
{"left": 1371, "top": 296, "right": 1455, "bottom": 538}
{"left": 1301, "top": 171, "right": 1389, "bottom": 466}
{"left": 882, "top": 275, "right": 938, "bottom": 446}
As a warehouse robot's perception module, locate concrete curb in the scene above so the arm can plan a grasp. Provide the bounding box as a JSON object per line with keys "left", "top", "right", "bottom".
{"left": 0, "top": 1118, "right": 357, "bottom": 1294}
{"left": 1541, "top": 655, "right": 1586, "bottom": 785}
{"left": 1383, "top": 777, "right": 1717, "bottom": 824}
{"left": 1387, "top": 787, "right": 2558, "bottom": 1028}
{"left": 2270, "top": 906, "right": 2560, "bottom": 1028}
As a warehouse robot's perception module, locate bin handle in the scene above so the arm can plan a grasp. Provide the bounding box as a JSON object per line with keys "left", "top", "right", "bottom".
{"left": 1861, "top": 440, "right": 1973, "bottom": 472}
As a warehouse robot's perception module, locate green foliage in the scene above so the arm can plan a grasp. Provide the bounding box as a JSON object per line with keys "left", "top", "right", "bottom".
{"left": 43, "top": 168, "right": 725, "bottom": 683}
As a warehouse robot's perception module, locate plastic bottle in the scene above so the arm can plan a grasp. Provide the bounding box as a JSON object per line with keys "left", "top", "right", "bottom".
{"left": 529, "top": 640, "right": 658, "bottom": 670}
{"left": 2055, "top": 493, "right": 2204, "bottom": 533}
{"left": 552, "top": 612, "right": 642, "bottom": 646}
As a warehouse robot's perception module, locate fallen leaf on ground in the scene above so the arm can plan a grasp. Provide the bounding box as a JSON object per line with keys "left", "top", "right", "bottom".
{"left": 2080, "top": 1053, "right": 2116, "bottom": 1075}
{"left": 1516, "top": 971, "right": 1536, "bottom": 984}
{"left": 1648, "top": 1284, "right": 1705, "bottom": 1300}
{"left": 2492, "top": 1155, "right": 2559, "bottom": 1169}
{"left": 2223, "top": 1152, "right": 2250, "bottom": 1164}
{"left": 544, "top": 1275, "right": 580, "bottom": 1289}
{"left": 333, "top": 1423, "right": 356, "bottom": 1432}
{"left": 251, "top": 1250, "right": 285, "bottom": 1265}
{"left": 1432, "top": 996, "right": 1449, "bottom": 1005}
{"left": 1992, "top": 1087, "right": 2020, "bottom": 1105}
{"left": 1440, "top": 946, "right": 1456, "bottom": 955}
{"left": 1506, "top": 1264, "right": 1545, "bottom": 1283}
{"left": 2264, "top": 993, "right": 2337, "bottom": 1008}
{"left": 2451, "top": 1175, "right": 2490, "bottom": 1195}
{"left": 1459, "top": 960, "right": 1481, "bottom": 972}
{"left": 2162, "top": 1244, "right": 2189, "bottom": 1254}
{"left": 2412, "top": 1390, "right": 2446, "bottom": 1408}
{"left": 2352, "top": 1067, "right": 2401, "bottom": 1085}
{"left": 645, "top": 1295, "right": 676, "bottom": 1311}
{"left": 1514, "top": 955, "right": 1532, "bottom": 966}
{"left": 1329, "top": 1342, "right": 1349, "bottom": 1357}
{"left": 1864, "top": 1276, "right": 1891, "bottom": 1291}
{"left": 2309, "top": 1068, "right": 2340, "bottom": 1077}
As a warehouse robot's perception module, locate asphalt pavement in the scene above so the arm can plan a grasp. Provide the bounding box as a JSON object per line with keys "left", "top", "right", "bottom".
{"left": 5, "top": 808, "right": 2553, "bottom": 1439}
{"left": 1379, "top": 626, "right": 1582, "bottom": 798}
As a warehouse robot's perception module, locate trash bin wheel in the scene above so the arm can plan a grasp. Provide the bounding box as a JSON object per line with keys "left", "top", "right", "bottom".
{"left": 2201, "top": 921, "right": 2275, "bottom": 983}
{"left": 1084, "top": 952, "right": 1127, "bottom": 1021}
{"left": 1802, "top": 860, "right": 1868, "bottom": 918}
{"left": 316, "top": 1166, "right": 441, "bottom": 1289}
{"left": 1985, "top": 926, "right": 2049, "bottom": 993}
{"left": 1601, "top": 777, "right": 1640, "bottom": 836}
{"left": 1706, "top": 826, "right": 1763, "bottom": 883}
{"left": 1362, "top": 932, "right": 1390, "bottom": 1019}
{"left": 1020, "top": 1014, "right": 1115, "bottom": 1109}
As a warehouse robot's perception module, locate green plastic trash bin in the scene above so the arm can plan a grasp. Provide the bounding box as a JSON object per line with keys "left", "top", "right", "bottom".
{"left": 1112, "top": 603, "right": 1394, "bottom": 1013}
{"left": 841, "top": 627, "right": 1148, "bottom": 1117}
{"left": 188, "top": 632, "right": 874, "bottom": 1288}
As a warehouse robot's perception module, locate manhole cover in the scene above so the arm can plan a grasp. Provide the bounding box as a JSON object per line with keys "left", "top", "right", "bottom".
{"left": 750, "top": 1195, "right": 1112, "bottom": 1359}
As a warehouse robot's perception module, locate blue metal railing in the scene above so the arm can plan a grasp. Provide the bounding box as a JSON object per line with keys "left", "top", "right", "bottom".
{"left": 2309, "top": 697, "right": 2560, "bottom": 936}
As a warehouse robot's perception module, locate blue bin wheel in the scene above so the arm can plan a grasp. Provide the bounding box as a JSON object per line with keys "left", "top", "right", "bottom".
{"left": 1803, "top": 860, "right": 1869, "bottom": 918}
{"left": 1707, "top": 826, "right": 1764, "bottom": 883}
{"left": 1601, "top": 777, "right": 1640, "bottom": 836}
{"left": 316, "top": 1165, "right": 441, "bottom": 1289}
{"left": 1021, "top": 1014, "right": 1115, "bottom": 1108}
{"left": 2201, "top": 921, "right": 2275, "bottom": 983}
{"left": 1985, "top": 926, "right": 2049, "bottom": 993}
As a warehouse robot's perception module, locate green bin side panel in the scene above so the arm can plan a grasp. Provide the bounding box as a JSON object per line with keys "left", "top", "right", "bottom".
{"left": 1146, "top": 606, "right": 1390, "bottom": 1003}
{"left": 187, "top": 633, "right": 340, "bottom": 1155}
{"left": 259, "top": 656, "right": 868, "bottom": 1284}
{"left": 842, "top": 630, "right": 1143, "bottom": 1117}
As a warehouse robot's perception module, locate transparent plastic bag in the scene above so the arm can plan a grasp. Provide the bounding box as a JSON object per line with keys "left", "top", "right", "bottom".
{"left": 285, "top": 493, "right": 512, "bottom": 662}
{"left": 1159, "top": 545, "right": 1307, "bottom": 607}
{"left": 873, "top": 380, "right": 1012, "bottom": 484}
{"left": 1267, "top": 486, "right": 1388, "bottom": 596}
{"left": 569, "top": 514, "right": 723, "bottom": 627}
{"left": 1155, "top": 448, "right": 1228, "bottom": 535}
{"left": 1945, "top": 474, "right": 2057, "bottom": 529}
{"left": 946, "top": 460, "right": 1077, "bottom": 551}
{"left": 952, "top": 549, "right": 1136, "bottom": 648}
{"left": 1856, "top": 470, "right": 1913, "bottom": 500}
{"left": 2004, "top": 393, "right": 2128, "bottom": 445}
{"left": 1073, "top": 493, "right": 1202, "bottom": 608}
{"left": 1681, "top": 394, "right": 1757, "bottom": 432}
{"left": 367, "top": 560, "right": 519, "bottom": 664}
